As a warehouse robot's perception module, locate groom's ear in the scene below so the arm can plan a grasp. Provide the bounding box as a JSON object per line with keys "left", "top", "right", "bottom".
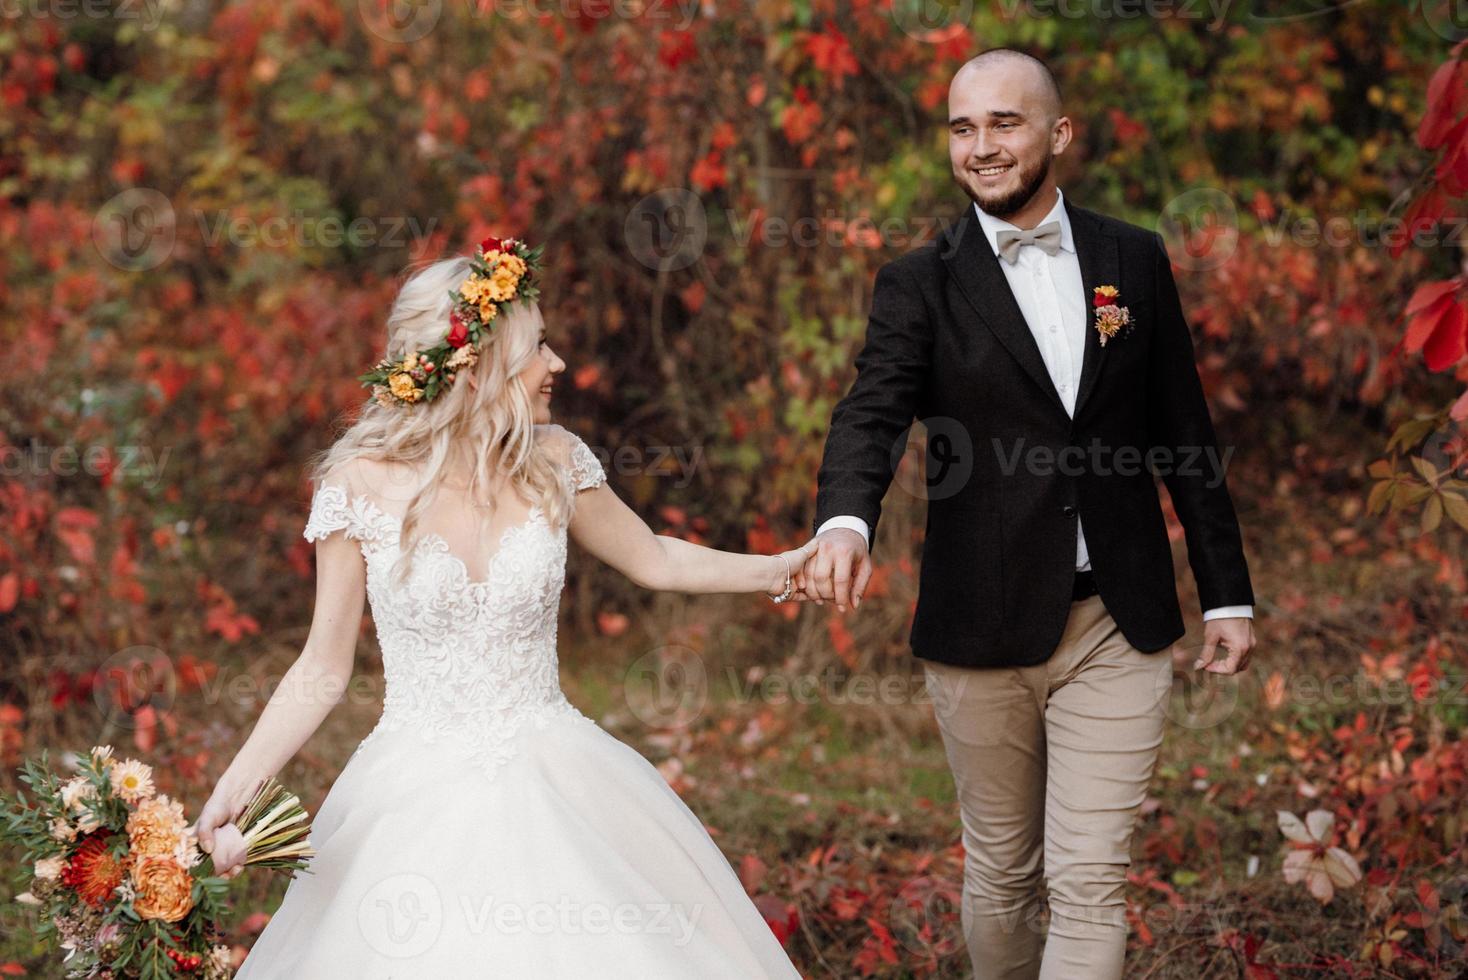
{"left": 1050, "top": 115, "right": 1073, "bottom": 156}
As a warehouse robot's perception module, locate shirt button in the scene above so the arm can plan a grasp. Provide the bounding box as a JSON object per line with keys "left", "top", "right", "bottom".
{"left": 1061, "top": 505, "right": 1077, "bottom": 518}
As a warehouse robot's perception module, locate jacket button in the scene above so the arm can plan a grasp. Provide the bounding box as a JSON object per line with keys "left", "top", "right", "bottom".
{"left": 1061, "top": 505, "right": 1076, "bottom": 518}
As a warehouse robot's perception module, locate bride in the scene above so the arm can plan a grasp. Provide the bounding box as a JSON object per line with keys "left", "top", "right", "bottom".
{"left": 191, "top": 236, "right": 812, "bottom": 978}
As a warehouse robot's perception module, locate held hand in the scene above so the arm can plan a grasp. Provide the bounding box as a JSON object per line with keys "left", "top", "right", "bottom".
{"left": 768, "top": 538, "right": 820, "bottom": 599}
{"left": 1193, "top": 617, "right": 1256, "bottom": 675}
{"left": 192, "top": 778, "right": 257, "bottom": 878}
{"left": 799, "top": 528, "right": 871, "bottom": 612}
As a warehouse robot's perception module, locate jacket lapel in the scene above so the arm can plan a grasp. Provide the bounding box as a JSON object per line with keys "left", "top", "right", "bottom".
{"left": 940, "top": 202, "right": 1067, "bottom": 416}
{"left": 1068, "top": 199, "right": 1121, "bottom": 422}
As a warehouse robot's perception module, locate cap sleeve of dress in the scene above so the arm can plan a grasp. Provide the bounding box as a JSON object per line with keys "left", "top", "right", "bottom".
{"left": 303, "top": 481, "right": 355, "bottom": 542}
{"left": 565, "top": 432, "right": 606, "bottom": 492}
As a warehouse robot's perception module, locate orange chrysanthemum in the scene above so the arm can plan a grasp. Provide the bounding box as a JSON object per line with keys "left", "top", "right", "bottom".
{"left": 132, "top": 857, "right": 195, "bottom": 922}
{"left": 60, "top": 832, "right": 129, "bottom": 907}
{"left": 126, "top": 795, "right": 189, "bottom": 859}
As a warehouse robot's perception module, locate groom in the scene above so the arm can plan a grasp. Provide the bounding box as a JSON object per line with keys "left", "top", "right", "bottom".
{"left": 800, "top": 49, "right": 1257, "bottom": 979}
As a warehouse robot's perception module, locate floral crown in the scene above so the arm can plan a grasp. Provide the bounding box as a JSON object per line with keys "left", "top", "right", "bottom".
{"left": 359, "top": 235, "right": 545, "bottom": 406}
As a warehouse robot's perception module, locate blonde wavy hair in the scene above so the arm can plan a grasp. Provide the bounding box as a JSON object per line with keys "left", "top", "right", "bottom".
{"left": 307, "top": 256, "right": 575, "bottom": 587}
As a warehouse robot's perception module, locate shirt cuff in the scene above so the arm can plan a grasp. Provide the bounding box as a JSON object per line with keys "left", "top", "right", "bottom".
{"left": 1203, "top": 605, "right": 1253, "bottom": 621}
{"left": 817, "top": 515, "right": 870, "bottom": 549}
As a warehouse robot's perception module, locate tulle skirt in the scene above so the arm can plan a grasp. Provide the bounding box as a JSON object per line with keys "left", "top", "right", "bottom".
{"left": 234, "top": 714, "right": 802, "bottom": 979}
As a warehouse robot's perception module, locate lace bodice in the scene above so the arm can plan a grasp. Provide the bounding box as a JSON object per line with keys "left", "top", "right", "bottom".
{"left": 301, "top": 428, "right": 606, "bottom": 780}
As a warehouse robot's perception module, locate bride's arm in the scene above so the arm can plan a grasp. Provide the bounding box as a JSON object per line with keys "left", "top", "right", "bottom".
{"left": 569, "top": 482, "right": 815, "bottom": 595}
{"left": 192, "top": 527, "right": 366, "bottom": 870}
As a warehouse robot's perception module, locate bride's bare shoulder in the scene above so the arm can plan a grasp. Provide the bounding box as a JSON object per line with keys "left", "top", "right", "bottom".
{"left": 533, "top": 422, "right": 580, "bottom": 462}
{"left": 534, "top": 424, "right": 605, "bottom": 493}
{"left": 315, "top": 456, "right": 419, "bottom": 503}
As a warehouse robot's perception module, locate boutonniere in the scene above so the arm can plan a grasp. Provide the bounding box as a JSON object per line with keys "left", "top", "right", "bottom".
{"left": 1092, "top": 285, "right": 1133, "bottom": 346}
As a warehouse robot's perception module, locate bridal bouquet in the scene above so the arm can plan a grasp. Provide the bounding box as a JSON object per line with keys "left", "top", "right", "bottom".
{"left": 0, "top": 746, "right": 314, "bottom": 979}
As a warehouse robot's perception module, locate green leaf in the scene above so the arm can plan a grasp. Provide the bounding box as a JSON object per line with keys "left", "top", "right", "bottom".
{"left": 1412, "top": 455, "right": 1442, "bottom": 484}
{"left": 1423, "top": 494, "right": 1444, "bottom": 533}
{"left": 1442, "top": 490, "right": 1468, "bottom": 531}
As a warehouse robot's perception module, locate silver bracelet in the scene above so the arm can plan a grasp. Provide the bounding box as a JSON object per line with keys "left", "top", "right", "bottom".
{"left": 769, "top": 553, "right": 794, "bottom": 604}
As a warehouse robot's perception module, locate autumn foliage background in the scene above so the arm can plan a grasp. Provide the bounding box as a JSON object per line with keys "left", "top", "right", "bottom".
{"left": 3, "top": 1, "right": 1468, "bottom": 976}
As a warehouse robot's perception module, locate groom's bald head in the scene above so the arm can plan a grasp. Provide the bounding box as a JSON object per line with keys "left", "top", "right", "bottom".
{"left": 950, "top": 49, "right": 1063, "bottom": 127}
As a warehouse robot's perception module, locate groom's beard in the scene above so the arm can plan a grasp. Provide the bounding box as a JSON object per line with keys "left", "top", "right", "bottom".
{"left": 957, "top": 150, "right": 1052, "bottom": 220}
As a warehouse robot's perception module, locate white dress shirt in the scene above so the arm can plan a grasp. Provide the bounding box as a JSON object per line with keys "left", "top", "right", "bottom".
{"left": 819, "top": 188, "right": 1252, "bottom": 622}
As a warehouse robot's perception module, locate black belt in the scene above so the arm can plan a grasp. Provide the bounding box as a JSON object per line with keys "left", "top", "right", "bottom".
{"left": 1072, "top": 569, "right": 1098, "bottom": 602}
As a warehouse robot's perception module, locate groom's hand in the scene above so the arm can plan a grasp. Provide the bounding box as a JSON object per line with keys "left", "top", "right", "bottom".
{"left": 800, "top": 528, "right": 871, "bottom": 612}
{"left": 1193, "top": 617, "right": 1256, "bottom": 675}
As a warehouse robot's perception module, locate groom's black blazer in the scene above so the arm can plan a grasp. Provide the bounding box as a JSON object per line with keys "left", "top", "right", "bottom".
{"left": 813, "top": 195, "right": 1255, "bottom": 669}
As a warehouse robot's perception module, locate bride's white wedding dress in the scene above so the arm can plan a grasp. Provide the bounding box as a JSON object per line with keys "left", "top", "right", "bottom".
{"left": 235, "top": 428, "right": 801, "bottom": 979}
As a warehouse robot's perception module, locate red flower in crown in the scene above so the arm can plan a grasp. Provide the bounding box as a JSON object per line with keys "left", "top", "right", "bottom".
{"left": 446, "top": 312, "right": 469, "bottom": 348}
{"left": 479, "top": 235, "right": 503, "bottom": 254}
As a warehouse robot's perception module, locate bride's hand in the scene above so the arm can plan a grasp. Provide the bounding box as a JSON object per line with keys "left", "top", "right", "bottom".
{"left": 768, "top": 538, "right": 819, "bottom": 599}
{"left": 192, "top": 777, "right": 258, "bottom": 878}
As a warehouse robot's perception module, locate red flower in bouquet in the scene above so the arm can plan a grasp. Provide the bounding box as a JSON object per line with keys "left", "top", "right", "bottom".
{"left": 60, "top": 831, "right": 129, "bottom": 906}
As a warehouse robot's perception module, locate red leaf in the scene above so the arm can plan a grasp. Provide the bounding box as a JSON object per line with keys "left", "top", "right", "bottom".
{"left": 738, "top": 852, "right": 767, "bottom": 892}
{"left": 1424, "top": 297, "right": 1468, "bottom": 370}
{"left": 800, "top": 20, "right": 859, "bottom": 87}
{"left": 710, "top": 121, "right": 736, "bottom": 152}
{"left": 134, "top": 704, "right": 157, "bottom": 753}
{"left": 1404, "top": 286, "right": 1461, "bottom": 361}
{"left": 689, "top": 151, "right": 726, "bottom": 192}
{"left": 1449, "top": 386, "right": 1468, "bottom": 420}
{"left": 1435, "top": 114, "right": 1468, "bottom": 194}
{"left": 573, "top": 364, "right": 600, "bottom": 390}
{"left": 679, "top": 280, "right": 706, "bottom": 315}
{"left": 1419, "top": 56, "right": 1468, "bottom": 149}
{"left": 1405, "top": 278, "right": 1459, "bottom": 317}
{"left": 752, "top": 894, "right": 798, "bottom": 946}
{"left": 596, "top": 611, "right": 629, "bottom": 637}
{"left": 657, "top": 30, "right": 696, "bottom": 70}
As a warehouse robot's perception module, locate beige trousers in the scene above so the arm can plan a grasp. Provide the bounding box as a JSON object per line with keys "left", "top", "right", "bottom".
{"left": 922, "top": 594, "right": 1175, "bottom": 980}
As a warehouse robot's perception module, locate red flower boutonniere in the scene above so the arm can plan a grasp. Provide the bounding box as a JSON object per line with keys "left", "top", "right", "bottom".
{"left": 1092, "top": 285, "right": 1133, "bottom": 346}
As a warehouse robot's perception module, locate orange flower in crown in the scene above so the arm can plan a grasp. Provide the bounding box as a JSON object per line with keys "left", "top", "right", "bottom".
{"left": 359, "top": 235, "right": 545, "bottom": 406}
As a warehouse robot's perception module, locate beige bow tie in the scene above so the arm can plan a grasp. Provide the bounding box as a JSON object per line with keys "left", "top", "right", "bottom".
{"left": 994, "top": 221, "right": 1062, "bottom": 264}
